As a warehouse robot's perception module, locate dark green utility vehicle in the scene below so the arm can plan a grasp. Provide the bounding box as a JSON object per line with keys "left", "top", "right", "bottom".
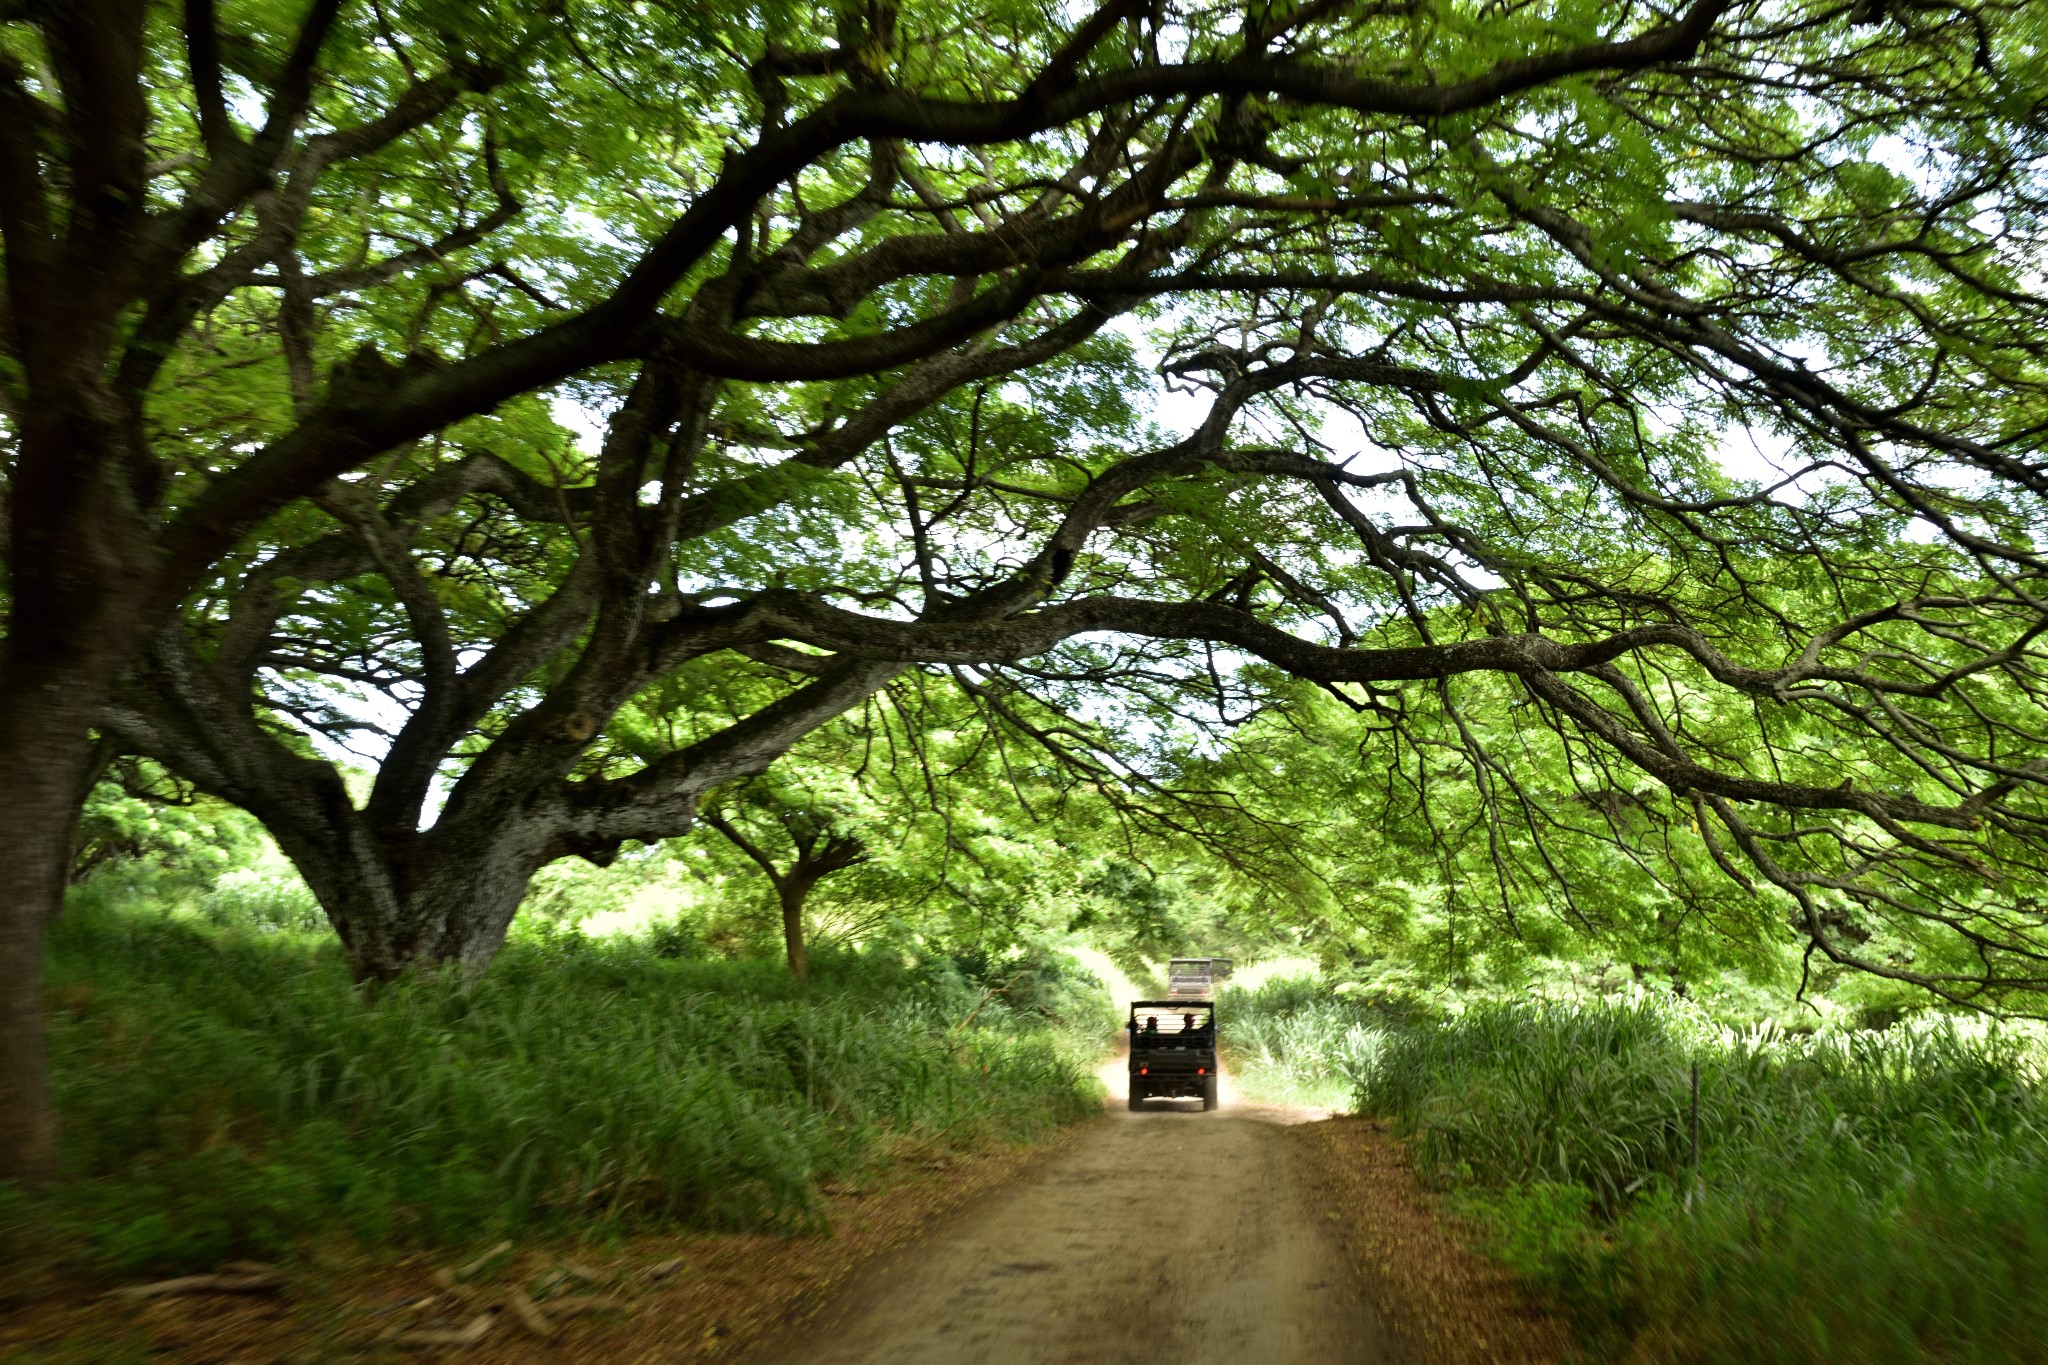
{"left": 1126, "top": 999, "right": 1217, "bottom": 1111}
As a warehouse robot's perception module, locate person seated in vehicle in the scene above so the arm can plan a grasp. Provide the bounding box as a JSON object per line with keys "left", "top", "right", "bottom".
{"left": 1182, "top": 1012, "right": 1198, "bottom": 1036}
{"left": 1143, "top": 1015, "right": 1160, "bottom": 1035}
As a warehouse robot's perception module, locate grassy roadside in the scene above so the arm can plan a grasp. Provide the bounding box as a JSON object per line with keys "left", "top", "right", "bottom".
{"left": 1, "top": 1126, "right": 1089, "bottom": 1365}
{"left": 1222, "top": 972, "right": 2048, "bottom": 1364}
{"left": 1, "top": 895, "right": 1110, "bottom": 1290}
{"left": 1365, "top": 1002, "right": 2048, "bottom": 1364}
{"left": 1293, "top": 1116, "right": 1571, "bottom": 1365}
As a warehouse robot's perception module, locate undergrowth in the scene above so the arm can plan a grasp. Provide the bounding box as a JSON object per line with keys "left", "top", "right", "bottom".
{"left": 2, "top": 893, "right": 1106, "bottom": 1280}
{"left": 1357, "top": 1000, "right": 2048, "bottom": 1364}
{"left": 1217, "top": 973, "right": 2048, "bottom": 1362}
{"left": 1215, "top": 974, "right": 1382, "bottom": 1109}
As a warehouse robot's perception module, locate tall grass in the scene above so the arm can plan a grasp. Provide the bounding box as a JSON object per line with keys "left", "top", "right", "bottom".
{"left": 1357, "top": 1001, "right": 2048, "bottom": 1364}
{"left": 1216, "top": 974, "right": 1383, "bottom": 1108}
{"left": 3, "top": 898, "right": 1105, "bottom": 1278}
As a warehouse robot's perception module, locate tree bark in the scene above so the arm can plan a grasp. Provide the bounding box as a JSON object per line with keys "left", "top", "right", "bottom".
{"left": 300, "top": 834, "right": 543, "bottom": 982}
{"left": 0, "top": 624, "right": 147, "bottom": 1178}
{"left": 0, "top": 713, "right": 96, "bottom": 1181}
{"left": 0, "top": 390, "right": 159, "bottom": 1177}
{"left": 778, "top": 877, "right": 814, "bottom": 982}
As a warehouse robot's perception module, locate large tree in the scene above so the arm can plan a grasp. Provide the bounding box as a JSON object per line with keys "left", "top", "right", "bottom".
{"left": 1, "top": 0, "right": 1742, "bottom": 1177}
{"left": 8, "top": 0, "right": 2044, "bottom": 1181}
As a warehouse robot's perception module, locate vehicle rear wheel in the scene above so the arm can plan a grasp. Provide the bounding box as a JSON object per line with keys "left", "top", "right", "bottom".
{"left": 1201, "top": 1076, "right": 1218, "bottom": 1111}
{"left": 1127, "top": 1087, "right": 1146, "bottom": 1112}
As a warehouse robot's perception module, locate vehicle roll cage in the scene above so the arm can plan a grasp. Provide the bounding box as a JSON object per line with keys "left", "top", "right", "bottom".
{"left": 1127, "top": 1001, "right": 1215, "bottom": 1046}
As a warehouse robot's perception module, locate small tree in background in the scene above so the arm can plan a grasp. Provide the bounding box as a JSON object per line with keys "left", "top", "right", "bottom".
{"left": 702, "top": 784, "right": 870, "bottom": 983}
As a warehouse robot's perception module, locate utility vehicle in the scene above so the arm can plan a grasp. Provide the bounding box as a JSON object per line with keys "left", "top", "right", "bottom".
{"left": 1126, "top": 999, "right": 1217, "bottom": 1111}
{"left": 1165, "top": 957, "right": 1234, "bottom": 999}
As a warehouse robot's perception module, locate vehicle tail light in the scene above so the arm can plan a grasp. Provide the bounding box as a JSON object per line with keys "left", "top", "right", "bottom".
{"left": 1198, "top": 1067, "right": 1207, "bottom": 1075}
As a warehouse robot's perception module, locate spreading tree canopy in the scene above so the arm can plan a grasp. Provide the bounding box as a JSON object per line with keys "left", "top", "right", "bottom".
{"left": 6, "top": 0, "right": 2048, "bottom": 1178}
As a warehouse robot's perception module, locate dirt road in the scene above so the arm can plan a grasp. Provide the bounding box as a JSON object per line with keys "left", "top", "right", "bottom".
{"left": 737, "top": 1051, "right": 1395, "bottom": 1365}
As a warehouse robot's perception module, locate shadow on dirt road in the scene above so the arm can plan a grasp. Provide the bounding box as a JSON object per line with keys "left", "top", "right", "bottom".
{"left": 735, "top": 1046, "right": 1396, "bottom": 1365}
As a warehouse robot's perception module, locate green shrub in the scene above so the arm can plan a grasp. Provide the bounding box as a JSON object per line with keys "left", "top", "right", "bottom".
{"left": 193, "top": 867, "right": 326, "bottom": 934}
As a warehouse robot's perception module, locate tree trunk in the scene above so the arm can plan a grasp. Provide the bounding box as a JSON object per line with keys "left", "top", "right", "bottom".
{"left": 0, "top": 726, "right": 93, "bottom": 1181}
{"left": 778, "top": 877, "right": 815, "bottom": 982}
{"left": 0, "top": 671, "right": 127, "bottom": 1180}
{"left": 278, "top": 806, "right": 550, "bottom": 983}
{"left": 108, "top": 640, "right": 898, "bottom": 990}
{"left": 318, "top": 874, "right": 537, "bottom": 983}
{"left": 97, "top": 677, "right": 566, "bottom": 985}
{"left": 0, "top": 420, "right": 157, "bottom": 1179}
